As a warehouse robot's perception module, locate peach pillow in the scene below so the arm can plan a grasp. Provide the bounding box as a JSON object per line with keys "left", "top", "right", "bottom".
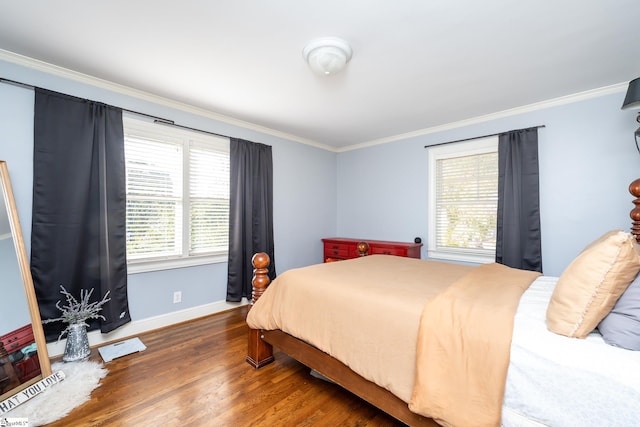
{"left": 546, "top": 230, "right": 640, "bottom": 338}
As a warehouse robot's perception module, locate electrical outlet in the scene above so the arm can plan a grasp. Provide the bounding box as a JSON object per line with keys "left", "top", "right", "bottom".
{"left": 173, "top": 291, "right": 182, "bottom": 304}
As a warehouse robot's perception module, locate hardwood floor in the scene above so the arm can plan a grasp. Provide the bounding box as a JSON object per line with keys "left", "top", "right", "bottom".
{"left": 44, "top": 306, "right": 405, "bottom": 426}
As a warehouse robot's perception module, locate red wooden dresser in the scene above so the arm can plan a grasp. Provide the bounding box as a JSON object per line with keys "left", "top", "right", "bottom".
{"left": 322, "top": 237, "right": 422, "bottom": 262}
{"left": 0, "top": 324, "right": 41, "bottom": 386}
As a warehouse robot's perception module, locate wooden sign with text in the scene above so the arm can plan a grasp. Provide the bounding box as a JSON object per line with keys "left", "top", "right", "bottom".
{"left": 0, "top": 371, "right": 66, "bottom": 415}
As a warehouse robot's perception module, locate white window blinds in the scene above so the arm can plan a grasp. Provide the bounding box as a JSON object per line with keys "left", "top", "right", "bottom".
{"left": 428, "top": 137, "right": 498, "bottom": 263}
{"left": 124, "top": 117, "right": 230, "bottom": 267}
{"left": 125, "top": 137, "right": 183, "bottom": 260}
{"left": 188, "top": 141, "right": 230, "bottom": 255}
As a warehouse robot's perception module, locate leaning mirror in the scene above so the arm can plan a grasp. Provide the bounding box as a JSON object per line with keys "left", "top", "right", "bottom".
{"left": 0, "top": 160, "right": 51, "bottom": 405}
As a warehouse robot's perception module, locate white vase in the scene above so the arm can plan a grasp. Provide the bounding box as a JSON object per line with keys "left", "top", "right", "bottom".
{"left": 63, "top": 323, "right": 90, "bottom": 362}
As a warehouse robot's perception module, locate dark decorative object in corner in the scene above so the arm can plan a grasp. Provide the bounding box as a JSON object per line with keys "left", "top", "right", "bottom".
{"left": 622, "top": 77, "right": 640, "bottom": 154}
{"left": 622, "top": 77, "right": 640, "bottom": 109}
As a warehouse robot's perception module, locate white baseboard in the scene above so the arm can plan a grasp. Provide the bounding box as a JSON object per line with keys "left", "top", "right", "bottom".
{"left": 46, "top": 298, "right": 249, "bottom": 358}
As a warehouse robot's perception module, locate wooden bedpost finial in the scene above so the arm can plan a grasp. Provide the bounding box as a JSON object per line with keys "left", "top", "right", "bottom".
{"left": 630, "top": 178, "right": 640, "bottom": 242}
{"left": 247, "top": 252, "right": 275, "bottom": 369}
{"left": 251, "top": 252, "right": 271, "bottom": 305}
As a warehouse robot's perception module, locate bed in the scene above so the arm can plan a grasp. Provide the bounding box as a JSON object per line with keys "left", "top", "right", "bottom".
{"left": 246, "top": 202, "right": 640, "bottom": 426}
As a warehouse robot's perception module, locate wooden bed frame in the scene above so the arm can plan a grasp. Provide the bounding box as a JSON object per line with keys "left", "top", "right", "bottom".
{"left": 246, "top": 252, "right": 437, "bottom": 426}
{"left": 246, "top": 179, "right": 640, "bottom": 426}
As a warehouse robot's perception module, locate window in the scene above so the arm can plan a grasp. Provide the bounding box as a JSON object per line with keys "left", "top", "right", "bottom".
{"left": 427, "top": 136, "right": 498, "bottom": 263}
{"left": 123, "top": 117, "right": 230, "bottom": 272}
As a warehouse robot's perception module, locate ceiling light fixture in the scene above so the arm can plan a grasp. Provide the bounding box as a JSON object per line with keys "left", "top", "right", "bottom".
{"left": 302, "top": 37, "right": 353, "bottom": 76}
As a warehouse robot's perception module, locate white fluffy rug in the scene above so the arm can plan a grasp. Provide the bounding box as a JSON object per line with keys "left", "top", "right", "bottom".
{"left": 8, "top": 360, "right": 107, "bottom": 426}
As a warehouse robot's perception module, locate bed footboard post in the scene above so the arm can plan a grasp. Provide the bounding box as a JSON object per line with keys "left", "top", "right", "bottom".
{"left": 246, "top": 252, "right": 275, "bottom": 369}
{"left": 630, "top": 179, "right": 640, "bottom": 242}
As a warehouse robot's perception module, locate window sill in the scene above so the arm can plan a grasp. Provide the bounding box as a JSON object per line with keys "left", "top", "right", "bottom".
{"left": 427, "top": 249, "right": 494, "bottom": 265}
{"left": 127, "top": 253, "right": 228, "bottom": 274}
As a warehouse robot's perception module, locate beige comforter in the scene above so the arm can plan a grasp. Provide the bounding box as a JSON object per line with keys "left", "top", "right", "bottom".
{"left": 246, "top": 256, "right": 539, "bottom": 426}
{"left": 246, "top": 255, "right": 473, "bottom": 402}
{"left": 409, "top": 262, "right": 541, "bottom": 426}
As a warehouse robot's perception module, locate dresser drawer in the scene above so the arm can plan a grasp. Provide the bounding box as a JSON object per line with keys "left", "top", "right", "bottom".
{"left": 0, "top": 324, "right": 35, "bottom": 352}
{"left": 324, "top": 240, "right": 358, "bottom": 258}
{"left": 324, "top": 247, "right": 350, "bottom": 259}
{"left": 15, "top": 353, "right": 40, "bottom": 383}
{"left": 369, "top": 246, "right": 406, "bottom": 256}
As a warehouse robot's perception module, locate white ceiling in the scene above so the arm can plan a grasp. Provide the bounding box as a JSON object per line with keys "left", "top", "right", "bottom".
{"left": 0, "top": 1, "right": 639, "bottom": 149}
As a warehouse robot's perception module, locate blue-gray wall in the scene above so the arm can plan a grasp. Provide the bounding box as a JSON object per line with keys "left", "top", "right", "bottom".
{"left": 0, "top": 236, "right": 31, "bottom": 334}
{"left": 1, "top": 55, "right": 637, "bottom": 330}
{"left": 336, "top": 89, "right": 639, "bottom": 276}
{"left": 0, "top": 58, "right": 336, "bottom": 323}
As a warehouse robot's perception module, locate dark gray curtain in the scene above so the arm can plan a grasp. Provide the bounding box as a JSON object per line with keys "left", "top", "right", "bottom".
{"left": 496, "top": 127, "right": 542, "bottom": 272}
{"left": 227, "top": 138, "right": 276, "bottom": 301}
{"left": 32, "top": 89, "right": 130, "bottom": 341}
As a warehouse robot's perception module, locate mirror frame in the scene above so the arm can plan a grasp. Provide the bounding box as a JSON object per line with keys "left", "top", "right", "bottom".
{"left": 0, "top": 160, "right": 51, "bottom": 402}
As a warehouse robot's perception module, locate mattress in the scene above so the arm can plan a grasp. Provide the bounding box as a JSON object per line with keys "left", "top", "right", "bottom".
{"left": 502, "top": 276, "right": 640, "bottom": 426}
{"left": 248, "top": 257, "right": 640, "bottom": 425}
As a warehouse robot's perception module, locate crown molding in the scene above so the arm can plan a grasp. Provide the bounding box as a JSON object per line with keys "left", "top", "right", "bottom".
{"left": 0, "top": 49, "right": 626, "bottom": 154}
{"left": 337, "top": 83, "right": 627, "bottom": 152}
{"left": 0, "top": 49, "right": 337, "bottom": 152}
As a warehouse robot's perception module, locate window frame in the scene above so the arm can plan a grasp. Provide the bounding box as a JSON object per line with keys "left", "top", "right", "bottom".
{"left": 123, "top": 116, "right": 230, "bottom": 274}
{"left": 427, "top": 136, "right": 498, "bottom": 264}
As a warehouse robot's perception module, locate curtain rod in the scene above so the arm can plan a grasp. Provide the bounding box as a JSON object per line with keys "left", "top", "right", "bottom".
{"left": 0, "top": 76, "right": 233, "bottom": 140}
{"left": 423, "top": 125, "right": 546, "bottom": 149}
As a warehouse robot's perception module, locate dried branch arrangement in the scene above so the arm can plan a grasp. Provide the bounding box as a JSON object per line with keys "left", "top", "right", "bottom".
{"left": 42, "top": 285, "right": 111, "bottom": 340}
